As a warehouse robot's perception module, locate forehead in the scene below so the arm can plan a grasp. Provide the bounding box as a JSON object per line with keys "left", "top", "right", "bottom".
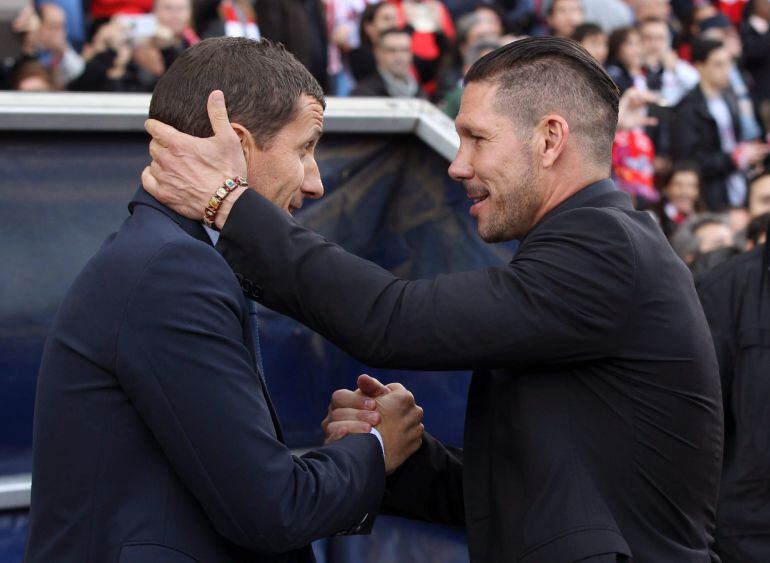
{"left": 455, "top": 82, "right": 508, "bottom": 132}
{"left": 707, "top": 47, "right": 730, "bottom": 62}
{"left": 284, "top": 94, "right": 324, "bottom": 132}
{"left": 641, "top": 21, "right": 667, "bottom": 34}
{"left": 672, "top": 170, "right": 698, "bottom": 182}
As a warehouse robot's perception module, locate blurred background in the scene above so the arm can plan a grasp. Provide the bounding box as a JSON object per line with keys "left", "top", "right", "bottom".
{"left": 2, "top": 0, "right": 770, "bottom": 561}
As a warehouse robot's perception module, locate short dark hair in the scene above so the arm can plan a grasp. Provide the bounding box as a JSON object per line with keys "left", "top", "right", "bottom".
{"left": 11, "top": 60, "right": 54, "bottom": 90}
{"left": 691, "top": 37, "right": 724, "bottom": 64}
{"left": 359, "top": 1, "right": 394, "bottom": 48}
{"left": 464, "top": 36, "right": 619, "bottom": 168}
{"left": 149, "top": 37, "right": 325, "bottom": 147}
{"left": 607, "top": 26, "right": 639, "bottom": 64}
{"left": 571, "top": 23, "right": 604, "bottom": 43}
{"left": 376, "top": 27, "right": 411, "bottom": 46}
{"left": 663, "top": 160, "right": 701, "bottom": 188}
{"left": 746, "top": 212, "right": 770, "bottom": 245}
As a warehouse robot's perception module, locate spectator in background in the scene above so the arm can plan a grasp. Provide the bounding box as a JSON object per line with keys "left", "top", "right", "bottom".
{"left": 571, "top": 23, "right": 608, "bottom": 65}
{"left": 256, "top": 0, "right": 328, "bottom": 92}
{"left": 699, "top": 12, "right": 764, "bottom": 141}
{"left": 545, "top": 0, "right": 583, "bottom": 38}
{"left": 436, "top": 9, "right": 502, "bottom": 104}
{"left": 68, "top": 17, "right": 149, "bottom": 91}
{"left": 612, "top": 86, "right": 659, "bottom": 205}
{"left": 471, "top": 3, "right": 505, "bottom": 36}
{"left": 746, "top": 211, "right": 769, "bottom": 248}
{"left": 90, "top": 0, "right": 152, "bottom": 29}
{"left": 671, "top": 212, "right": 740, "bottom": 272}
{"left": 440, "top": 38, "right": 499, "bottom": 118}
{"left": 390, "top": 0, "right": 456, "bottom": 97}
{"left": 749, "top": 167, "right": 770, "bottom": 218}
{"left": 131, "top": 0, "right": 199, "bottom": 80}
{"left": 673, "top": 39, "right": 769, "bottom": 211}
{"left": 697, "top": 210, "right": 770, "bottom": 563}
{"left": 325, "top": 0, "right": 379, "bottom": 96}
{"left": 349, "top": 1, "right": 400, "bottom": 82}
{"left": 351, "top": 27, "right": 425, "bottom": 97}
{"left": 44, "top": 0, "right": 86, "bottom": 49}
{"left": 17, "top": 3, "right": 85, "bottom": 88}
{"left": 193, "top": 0, "right": 260, "bottom": 40}
{"left": 630, "top": 0, "right": 671, "bottom": 23}
{"left": 493, "top": 0, "right": 537, "bottom": 35}
{"left": 581, "top": 0, "right": 633, "bottom": 35}
{"left": 640, "top": 17, "right": 699, "bottom": 106}
{"left": 656, "top": 161, "right": 703, "bottom": 237}
{"left": 606, "top": 26, "right": 646, "bottom": 94}
{"left": 740, "top": 0, "right": 770, "bottom": 132}
{"left": 10, "top": 59, "right": 55, "bottom": 91}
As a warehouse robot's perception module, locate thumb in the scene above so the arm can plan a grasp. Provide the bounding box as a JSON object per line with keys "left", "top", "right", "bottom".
{"left": 357, "top": 374, "right": 390, "bottom": 398}
{"left": 207, "top": 90, "right": 236, "bottom": 139}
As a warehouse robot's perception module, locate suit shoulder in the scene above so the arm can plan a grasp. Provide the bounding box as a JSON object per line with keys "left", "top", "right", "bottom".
{"left": 697, "top": 246, "right": 764, "bottom": 294}
{"left": 537, "top": 206, "right": 634, "bottom": 247}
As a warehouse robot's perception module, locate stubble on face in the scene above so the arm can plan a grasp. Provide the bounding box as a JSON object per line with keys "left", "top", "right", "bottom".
{"left": 475, "top": 143, "right": 540, "bottom": 243}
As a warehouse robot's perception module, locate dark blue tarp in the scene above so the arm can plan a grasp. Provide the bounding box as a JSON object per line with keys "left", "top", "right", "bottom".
{"left": 0, "top": 130, "right": 516, "bottom": 562}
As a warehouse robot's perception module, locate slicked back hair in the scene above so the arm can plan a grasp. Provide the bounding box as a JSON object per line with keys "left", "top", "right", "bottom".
{"left": 464, "top": 36, "right": 620, "bottom": 168}
{"left": 149, "top": 37, "right": 325, "bottom": 148}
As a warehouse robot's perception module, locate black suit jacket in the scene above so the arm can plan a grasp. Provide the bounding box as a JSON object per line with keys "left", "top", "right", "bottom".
{"left": 217, "top": 179, "right": 724, "bottom": 563}
{"left": 24, "top": 189, "right": 384, "bottom": 563}
{"left": 671, "top": 86, "right": 743, "bottom": 212}
{"left": 698, "top": 238, "right": 770, "bottom": 563}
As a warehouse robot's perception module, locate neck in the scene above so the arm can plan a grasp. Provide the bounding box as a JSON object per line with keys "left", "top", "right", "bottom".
{"left": 530, "top": 171, "right": 609, "bottom": 228}
{"left": 700, "top": 80, "right": 722, "bottom": 99}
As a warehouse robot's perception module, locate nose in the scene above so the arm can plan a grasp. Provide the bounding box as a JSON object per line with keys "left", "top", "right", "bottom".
{"left": 302, "top": 158, "right": 324, "bottom": 200}
{"left": 448, "top": 147, "right": 474, "bottom": 182}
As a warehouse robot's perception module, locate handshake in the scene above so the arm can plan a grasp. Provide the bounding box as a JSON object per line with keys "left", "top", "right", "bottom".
{"left": 322, "top": 375, "right": 425, "bottom": 474}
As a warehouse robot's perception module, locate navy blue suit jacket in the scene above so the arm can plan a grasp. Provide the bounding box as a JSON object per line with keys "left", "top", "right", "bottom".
{"left": 25, "top": 188, "right": 384, "bottom": 563}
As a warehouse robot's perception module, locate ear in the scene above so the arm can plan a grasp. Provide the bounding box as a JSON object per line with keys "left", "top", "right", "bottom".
{"left": 231, "top": 122, "right": 259, "bottom": 164}
{"left": 536, "top": 114, "right": 569, "bottom": 169}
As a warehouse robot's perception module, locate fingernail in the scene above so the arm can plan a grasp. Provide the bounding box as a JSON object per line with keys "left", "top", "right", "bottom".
{"left": 364, "top": 399, "right": 375, "bottom": 409}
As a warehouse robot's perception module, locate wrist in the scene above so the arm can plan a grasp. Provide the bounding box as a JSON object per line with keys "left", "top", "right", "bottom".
{"left": 213, "top": 185, "right": 247, "bottom": 230}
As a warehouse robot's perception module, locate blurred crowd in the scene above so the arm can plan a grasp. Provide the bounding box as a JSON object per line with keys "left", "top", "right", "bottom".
{"left": 1, "top": 0, "right": 769, "bottom": 273}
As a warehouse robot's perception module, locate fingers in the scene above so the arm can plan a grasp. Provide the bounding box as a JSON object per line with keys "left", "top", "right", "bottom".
{"left": 141, "top": 165, "right": 157, "bottom": 193}
{"left": 207, "top": 90, "right": 237, "bottom": 140}
{"left": 144, "top": 118, "right": 180, "bottom": 148}
{"left": 148, "top": 138, "right": 167, "bottom": 162}
{"left": 326, "top": 407, "right": 381, "bottom": 426}
{"left": 357, "top": 374, "right": 390, "bottom": 398}
{"left": 324, "top": 421, "right": 372, "bottom": 443}
{"left": 330, "top": 388, "right": 377, "bottom": 411}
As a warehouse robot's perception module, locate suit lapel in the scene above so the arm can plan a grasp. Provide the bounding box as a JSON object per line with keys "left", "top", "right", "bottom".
{"left": 129, "top": 187, "right": 285, "bottom": 442}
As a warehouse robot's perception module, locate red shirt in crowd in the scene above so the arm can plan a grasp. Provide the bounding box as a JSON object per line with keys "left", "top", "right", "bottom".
{"left": 91, "top": 0, "right": 153, "bottom": 20}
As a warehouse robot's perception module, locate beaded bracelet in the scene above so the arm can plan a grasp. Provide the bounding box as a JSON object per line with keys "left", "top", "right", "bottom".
{"left": 203, "top": 176, "right": 248, "bottom": 228}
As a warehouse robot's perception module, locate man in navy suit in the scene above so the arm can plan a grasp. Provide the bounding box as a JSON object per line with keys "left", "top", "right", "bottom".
{"left": 25, "top": 37, "right": 424, "bottom": 563}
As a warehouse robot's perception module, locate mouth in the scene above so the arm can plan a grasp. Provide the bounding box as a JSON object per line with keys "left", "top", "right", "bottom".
{"left": 467, "top": 190, "right": 490, "bottom": 218}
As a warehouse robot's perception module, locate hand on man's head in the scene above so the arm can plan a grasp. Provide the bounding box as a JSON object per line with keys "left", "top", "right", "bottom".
{"left": 322, "top": 375, "right": 424, "bottom": 474}
{"left": 142, "top": 90, "right": 248, "bottom": 229}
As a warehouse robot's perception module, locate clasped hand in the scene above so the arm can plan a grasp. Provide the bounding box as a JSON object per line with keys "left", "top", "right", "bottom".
{"left": 322, "top": 375, "right": 424, "bottom": 474}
